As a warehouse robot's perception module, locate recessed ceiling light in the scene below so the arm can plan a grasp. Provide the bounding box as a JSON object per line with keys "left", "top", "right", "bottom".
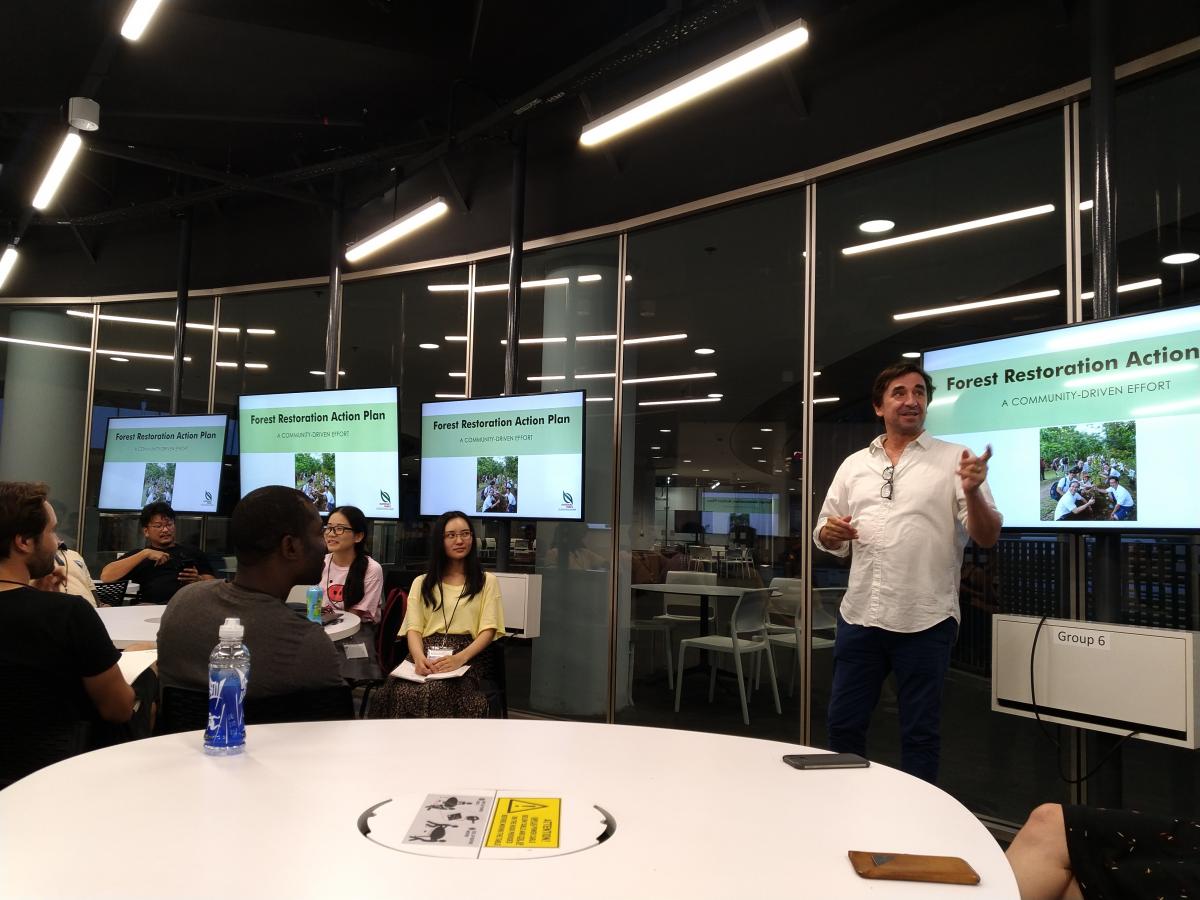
{"left": 701, "top": 468, "right": 710, "bottom": 472}
{"left": 760, "top": 427, "right": 773, "bottom": 432}
{"left": 145, "top": 387, "right": 161, "bottom": 392}
{"left": 660, "top": 428, "right": 671, "bottom": 433}
{"left": 683, "top": 459, "right": 692, "bottom": 463}
{"left": 577, "top": 273, "right": 602, "bottom": 283}
{"left": 694, "top": 347, "right": 715, "bottom": 355}
{"left": 751, "top": 446, "right": 763, "bottom": 450}
{"left": 858, "top": 219, "right": 895, "bottom": 233}
{"left": 651, "top": 446, "right": 662, "bottom": 450}
{"left": 812, "top": 370, "right": 821, "bottom": 376}
{"left": 902, "top": 351, "right": 922, "bottom": 359}
{"left": 1163, "top": 252, "right": 1199, "bottom": 265}
{"left": 757, "top": 458, "right": 767, "bottom": 463}
{"left": 707, "top": 393, "right": 723, "bottom": 398}
{"left": 624, "top": 274, "right": 633, "bottom": 282}
{"left": 419, "top": 343, "right": 439, "bottom": 349}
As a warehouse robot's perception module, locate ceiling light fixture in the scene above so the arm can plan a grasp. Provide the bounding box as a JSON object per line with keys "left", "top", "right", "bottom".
{"left": 345, "top": 198, "right": 448, "bottom": 263}
{"left": 893, "top": 288, "right": 1060, "bottom": 321}
{"left": 577, "top": 333, "right": 618, "bottom": 342}
{"left": 243, "top": 362, "right": 268, "bottom": 370}
{"left": 623, "top": 371, "right": 716, "bottom": 385}
{"left": 585, "top": 396, "right": 613, "bottom": 402}
{"left": 812, "top": 396, "right": 840, "bottom": 404}
{"left": 1080, "top": 278, "right": 1163, "bottom": 300}
{"left": 245, "top": 328, "right": 276, "bottom": 335}
{"left": 444, "top": 335, "right": 468, "bottom": 342}
{"left": 576, "top": 372, "right": 616, "bottom": 379}
{"left": 434, "top": 393, "right": 467, "bottom": 399}
{"left": 66, "top": 309, "right": 244, "bottom": 334}
{"left": 499, "top": 336, "right": 569, "bottom": 345}
{"left": 109, "top": 357, "right": 129, "bottom": 363}
{"left": 449, "top": 372, "right": 466, "bottom": 378}
{"left": 120, "top": 0, "right": 165, "bottom": 40}
{"left": 580, "top": 19, "right": 809, "bottom": 147}
{"left": 427, "top": 284, "right": 470, "bottom": 293}
{"left": 624, "top": 332, "right": 687, "bottom": 345}
{"left": 419, "top": 343, "right": 439, "bottom": 350}
{"left": 858, "top": 219, "right": 895, "bottom": 233}
{"left": 1079, "top": 200, "right": 1094, "bottom": 212}
{"left": 707, "top": 392, "right": 722, "bottom": 398}
{"left": 1162, "top": 252, "right": 1199, "bottom": 265}
{"left": 694, "top": 347, "right": 715, "bottom": 355}
{"left": 660, "top": 429, "right": 672, "bottom": 433}
{"left": 842, "top": 204, "right": 1055, "bottom": 256}
{"left": 902, "top": 351, "right": 922, "bottom": 359}
{"left": 216, "top": 362, "right": 238, "bottom": 369}
{"left": 475, "top": 277, "right": 570, "bottom": 294}
{"left": 760, "top": 427, "right": 773, "bottom": 432}
{"left": 577, "top": 274, "right": 602, "bottom": 283}
{"left": 638, "top": 397, "right": 722, "bottom": 407}
{"left": 309, "top": 369, "right": 345, "bottom": 376}
{"left": 32, "top": 130, "right": 83, "bottom": 210}
{"left": 0, "top": 245, "right": 18, "bottom": 290}
{"left": 527, "top": 375, "right": 566, "bottom": 381}
{"left": 145, "top": 387, "right": 162, "bottom": 392}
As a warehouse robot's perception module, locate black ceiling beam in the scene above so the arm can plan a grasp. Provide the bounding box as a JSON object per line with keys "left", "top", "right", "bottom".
{"left": 86, "top": 139, "right": 335, "bottom": 208}
{"left": 1, "top": 107, "right": 366, "bottom": 129}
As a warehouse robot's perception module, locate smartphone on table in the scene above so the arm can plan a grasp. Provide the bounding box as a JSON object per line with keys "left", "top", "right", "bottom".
{"left": 848, "top": 850, "right": 980, "bottom": 885}
{"left": 782, "top": 752, "right": 870, "bottom": 770}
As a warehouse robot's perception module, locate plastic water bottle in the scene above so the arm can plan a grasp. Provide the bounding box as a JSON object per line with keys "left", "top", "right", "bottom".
{"left": 306, "top": 585, "right": 324, "bottom": 623}
{"left": 204, "top": 617, "right": 250, "bottom": 756}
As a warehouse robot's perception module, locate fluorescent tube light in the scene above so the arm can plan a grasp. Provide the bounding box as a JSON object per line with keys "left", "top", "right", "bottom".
{"left": 216, "top": 361, "right": 238, "bottom": 368}
{"left": 145, "top": 387, "right": 162, "bottom": 392}
{"left": 499, "top": 336, "right": 568, "bottom": 345}
{"left": 66, "top": 309, "right": 246, "bottom": 334}
{"left": 902, "top": 352, "right": 922, "bottom": 358}
{"left": 449, "top": 372, "right": 466, "bottom": 378}
{"left": 1079, "top": 200, "right": 1094, "bottom": 212}
{"left": 109, "top": 357, "right": 129, "bottom": 363}
{"left": 527, "top": 375, "right": 566, "bottom": 381}
{"left": 585, "top": 396, "right": 614, "bottom": 402}
{"left": 577, "top": 333, "right": 618, "bottom": 342}
{"left": 474, "top": 277, "right": 570, "bottom": 294}
{"left": 577, "top": 274, "right": 602, "bottom": 283}
{"left": 624, "top": 333, "right": 687, "bottom": 345}
{"left": 637, "top": 397, "right": 722, "bottom": 407}
{"left": 434, "top": 393, "right": 467, "bottom": 399}
{"left": 812, "top": 396, "right": 840, "bottom": 404}
{"left": 893, "top": 288, "right": 1060, "bottom": 321}
{"left": 576, "top": 372, "right": 616, "bottom": 380}
{"left": 243, "top": 362, "right": 268, "bottom": 370}
{"left": 623, "top": 371, "right": 717, "bottom": 385}
{"left": 308, "top": 369, "right": 346, "bottom": 376}
{"left": 580, "top": 20, "right": 809, "bottom": 147}
{"left": 444, "top": 335, "right": 468, "bottom": 342}
{"left": 427, "top": 284, "right": 470, "bottom": 293}
{"left": 695, "top": 348, "right": 715, "bottom": 355}
{"left": 246, "top": 328, "right": 276, "bottom": 335}
{"left": 0, "top": 246, "right": 18, "bottom": 290}
{"left": 32, "top": 131, "right": 83, "bottom": 210}
{"left": 1080, "top": 278, "right": 1163, "bottom": 300}
{"left": 345, "top": 198, "right": 448, "bottom": 263}
{"left": 121, "top": 0, "right": 164, "bottom": 40}
{"left": 842, "top": 204, "right": 1055, "bottom": 256}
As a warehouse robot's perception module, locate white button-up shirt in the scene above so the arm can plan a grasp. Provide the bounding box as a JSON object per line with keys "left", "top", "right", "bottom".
{"left": 813, "top": 430, "right": 1001, "bottom": 633}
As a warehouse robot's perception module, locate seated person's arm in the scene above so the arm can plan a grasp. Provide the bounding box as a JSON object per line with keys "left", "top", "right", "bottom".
{"left": 429, "top": 628, "right": 496, "bottom": 674}
{"left": 82, "top": 663, "right": 136, "bottom": 723}
{"left": 100, "top": 548, "right": 163, "bottom": 582}
{"left": 407, "top": 629, "right": 434, "bottom": 676}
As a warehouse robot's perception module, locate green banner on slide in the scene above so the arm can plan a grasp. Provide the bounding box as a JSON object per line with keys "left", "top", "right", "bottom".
{"left": 106, "top": 426, "right": 225, "bottom": 462}
{"left": 423, "top": 405, "right": 582, "bottom": 457}
{"left": 239, "top": 403, "right": 397, "bottom": 453}
{"left": 926, "top": 330, "right": 1200, "bottom": 434}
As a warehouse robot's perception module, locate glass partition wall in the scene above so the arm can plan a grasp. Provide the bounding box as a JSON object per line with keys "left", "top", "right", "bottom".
{"left": 4, "top": 50, "right": 1198, "bottom": 831}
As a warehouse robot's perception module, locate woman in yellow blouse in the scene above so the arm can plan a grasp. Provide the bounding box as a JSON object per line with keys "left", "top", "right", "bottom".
{"left": 370, "top": 510, "right": 504, "bottom": 718}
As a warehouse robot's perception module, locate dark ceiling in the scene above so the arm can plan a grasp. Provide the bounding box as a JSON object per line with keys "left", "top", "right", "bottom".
{"left": 2, "top": 0, "right": 1199, "bottom": 297}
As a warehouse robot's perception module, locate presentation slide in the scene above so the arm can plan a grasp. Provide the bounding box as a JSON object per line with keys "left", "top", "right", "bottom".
{"left": 98, "top": 414, "right": 228, "bottom": 513}
{"left": 420, "top": 391, "right": 584, "bottom": 520}
{"left": 239, "top": 387, "right": 399, "bottom": 519}
{"left": 923, "top": 305, "right": 1200, "bottom": 530}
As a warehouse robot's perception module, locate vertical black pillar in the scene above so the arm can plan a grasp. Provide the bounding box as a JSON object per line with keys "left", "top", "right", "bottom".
{"left": 496, "top": 125, "right": 527, "bottom": 572}
{"left": 325, "top": 174, "right": 345, "bottom": 390}
{"left": 170, "top": 209, "right": 192, "bottom": 414}
{"left": 1087, "top": 0, "right": 1122, "bottom": 805}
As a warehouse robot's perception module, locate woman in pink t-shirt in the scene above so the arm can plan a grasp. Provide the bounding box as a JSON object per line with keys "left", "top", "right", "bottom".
{"left": 321, "top": 505, "right": 383, "bottom": 623}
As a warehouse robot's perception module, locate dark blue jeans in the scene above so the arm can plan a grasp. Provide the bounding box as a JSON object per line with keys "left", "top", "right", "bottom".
{"left": 827, "top": 613, "right": 958, "bottom": 784}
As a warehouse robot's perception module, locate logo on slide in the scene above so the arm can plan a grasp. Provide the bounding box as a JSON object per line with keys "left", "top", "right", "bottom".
{"left": 559, "top": 491, "right": 575, "bottom": 511}
{"left": 378, "top": 489, "right": 393, "bottom": 511}
{"left": 203, "top": 491, "right": 213, "bottom": 506}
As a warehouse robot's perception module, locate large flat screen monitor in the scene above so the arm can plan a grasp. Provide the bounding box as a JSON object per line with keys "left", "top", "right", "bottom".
{"left": 238, "top": 386, "right": 400, "bottom": 519}
{"left": 98, "top": 414, "right": 228, "bottom": 513}
{"left": 922, "top": 304, "right": 1200, "bottom": 530}
{"left": 420, "top": 391, "right": 585, "bottom": 520}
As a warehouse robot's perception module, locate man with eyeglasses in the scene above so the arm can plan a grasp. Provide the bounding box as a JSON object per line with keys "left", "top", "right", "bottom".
{"left": 813, "top": 362, "right": 1002, "bottom": 784}
{"left": 100, "top": 501, "right": 215, "bottom": 604}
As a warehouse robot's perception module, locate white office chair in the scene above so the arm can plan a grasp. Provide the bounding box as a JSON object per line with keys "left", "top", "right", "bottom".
{"left": 687, "top": 545, "right": 714, "bottom": 572}
{"left": 629, "top": 570, "right": 717, "bottom": 690}
{"left": 674, "top": 587, "right": 781, "bottom": 726}
{"left": 725, "top": 547, "right": 753, "bottom": 578}
{"left": 767, "top": 577, "right": 835, "bottom": 697}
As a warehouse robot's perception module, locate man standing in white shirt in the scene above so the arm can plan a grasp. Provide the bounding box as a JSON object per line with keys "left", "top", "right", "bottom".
{"left": 813, "top": 363, "right": 1002, "bottom": 783}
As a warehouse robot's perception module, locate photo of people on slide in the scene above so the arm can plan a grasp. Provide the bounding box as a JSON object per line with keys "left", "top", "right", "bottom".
{"left": 295, "top": 451, "right": 337, "bottom": 512}
{"left": 141, "top": 463, "right": 176, "bottom": 505}
{"left": 1039, "top": 421, "right": 1137, "bottom": 522}
{"left": 476, "top": 456, "right": 518, "bottom": 514}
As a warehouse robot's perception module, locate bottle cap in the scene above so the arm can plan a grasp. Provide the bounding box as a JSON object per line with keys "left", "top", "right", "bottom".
{"left": 218, "top": 617, "right": 244, "bottom": 641}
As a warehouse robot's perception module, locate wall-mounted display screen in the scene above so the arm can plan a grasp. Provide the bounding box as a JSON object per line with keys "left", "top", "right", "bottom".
{"left": 238, "top": 387, "right": 400, "bottom": 519}
{"left": 98, "top": 414, "right": 228, "bottom": 513}
{"left": 923, "top": 304, "right": 1200, "bottom": 530}
{"left": 420, "top": 391, "right": 585, "bottom": 520}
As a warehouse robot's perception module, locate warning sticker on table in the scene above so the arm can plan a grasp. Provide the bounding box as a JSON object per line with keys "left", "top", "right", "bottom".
{"left": 485, "top": 797, "right": 561, "bottom": 848}
{"left": 404, "top": 794, "right": 493, "bottom": 847}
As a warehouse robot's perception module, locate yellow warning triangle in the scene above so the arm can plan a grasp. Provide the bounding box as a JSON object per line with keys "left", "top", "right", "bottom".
{"left": 505, "top": 799, "right": 547, "bottom": 813}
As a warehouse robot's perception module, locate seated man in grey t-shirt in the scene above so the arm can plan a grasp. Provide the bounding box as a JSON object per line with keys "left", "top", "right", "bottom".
{"left": 158, "top": 486, "right": 343, "bottom": 700}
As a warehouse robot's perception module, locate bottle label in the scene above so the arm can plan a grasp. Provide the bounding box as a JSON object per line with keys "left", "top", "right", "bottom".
{"left": 205, "top": 667, "right": 247, "bottom": 748}
{"left": 306, "top": 586, "right": 323, "bottom": 623}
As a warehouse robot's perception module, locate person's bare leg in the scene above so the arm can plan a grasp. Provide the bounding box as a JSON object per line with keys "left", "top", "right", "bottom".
{"left": 1006, "top": 803, "right": 1083, "bottom": 900}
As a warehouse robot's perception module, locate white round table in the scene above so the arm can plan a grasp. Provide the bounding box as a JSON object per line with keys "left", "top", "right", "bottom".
{"left": 0, "top": 720, "right": 1017, "bottom": 898}
{"left": 95, "top": 606, "right": 359, "bottom": 646}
